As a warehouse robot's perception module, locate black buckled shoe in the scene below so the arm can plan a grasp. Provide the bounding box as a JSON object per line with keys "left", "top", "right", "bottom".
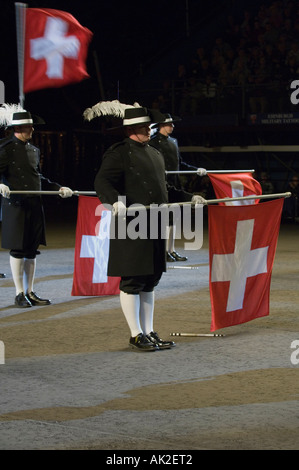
{"left": 0, "top": 273, "right": 6, "bottom": 278}
{"left": 15, "top": 292, "right": 32, "bottom": 308}
{"left": 170, "top": 251, "right": 188, "bottom": 261}
{"left": 166, "top": 252, "right": 176, "bottom": 262}
{"left": 26, "top": 291, "right": 51, "bottom": 306}
{"left": 129, "top": 333, "right": 159, "bottom": 351}
{"left": 147, "top": 331, "right": 176, "bottom": 349}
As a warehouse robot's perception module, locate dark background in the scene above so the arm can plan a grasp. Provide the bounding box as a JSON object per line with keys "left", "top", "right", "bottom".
{"left": 0, "top": 0, "right": 298, "bottom": 221}
{"left": 0, "top": 0, "right": 228, "bottom": 128}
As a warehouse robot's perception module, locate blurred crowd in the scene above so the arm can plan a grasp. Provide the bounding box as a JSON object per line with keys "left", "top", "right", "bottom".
{"left": 152, "top": 1, "right": 299, "bottom": 116}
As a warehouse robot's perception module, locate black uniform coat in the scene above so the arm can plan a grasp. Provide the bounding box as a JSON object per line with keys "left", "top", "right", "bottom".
{"left": 0, "top": 135, "right": 61, "bottom": 250}
{"left": 149, "top": 132, "right": 197, "bottom": 226}
{"left": 95, "top": 138, "right": 172, "bottom": 277}
{"left": 149, "top": 132, "right": 197, "bottom": 188}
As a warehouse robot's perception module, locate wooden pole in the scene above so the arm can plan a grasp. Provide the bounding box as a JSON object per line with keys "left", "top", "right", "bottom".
{"left": 9, "top": 190, "right": 97, "bottom": 195}
{"left": 7, "top": 191, "right": 291, "bottom": 205}
{"left": 165, "top": 169, "right": 255, "bottom": 174}
{"left": 15, "top": 2, "right": 27, "bottom": 108}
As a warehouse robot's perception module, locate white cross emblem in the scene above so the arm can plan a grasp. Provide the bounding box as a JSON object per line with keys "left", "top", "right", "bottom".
{"left": 30, "top": 17, "right": 80, "bottom": 78}
{"left": 211, "top": 219, "right": 268, "bottom": 312}
{"left": 225, "top": 180, "right": 255, "bottom": 206}
{"left": 80, "top": 210, "right": 111, "bottom": 283}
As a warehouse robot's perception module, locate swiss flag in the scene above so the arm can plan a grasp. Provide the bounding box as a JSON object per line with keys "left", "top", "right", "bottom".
{"left": 208, "top": 172, "right": 262, "bottom": 205}
{"left": 209, "top": 198, "right": 283, "bottom": 331}
{"left": 24, "top": 8, "right": 93, "bottom": 93}
{"left": 71, "top": 196, "right": 120, "bottom": 297}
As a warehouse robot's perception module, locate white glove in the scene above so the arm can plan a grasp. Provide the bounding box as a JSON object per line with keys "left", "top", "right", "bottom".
{"left": 112, "top": 200, "right": 127, "bottom": 217}
{"left": 197, "top": 168, "right": 207, "bottom": 176}
{"left": 59, "top": 187, "right": 73, "bottom": 198}
{"left": 0, "top": 183, "right": 10, "bottom": 198}
{"left": 192, "top": 195, "right": 207, "bottom": 205}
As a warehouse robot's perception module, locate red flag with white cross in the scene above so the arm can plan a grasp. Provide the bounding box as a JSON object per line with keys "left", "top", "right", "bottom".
{"left": 23, "top": 8, "right": 93, "bottom": 93}
{"left": 71, "top": 196, "right": 120, "bottom": 296}
{"left": 208, "top": 198, "right": 283, "bottom": 331}
{"left": 208, "top": 172, "right": 262, "bottom": 205}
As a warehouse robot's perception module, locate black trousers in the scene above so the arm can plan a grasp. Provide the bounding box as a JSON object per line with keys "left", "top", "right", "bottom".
{"left": 9, "top": 198, "right": 45, "bottom": 259}
{"left": 119, "top": 270, "right": 163, "bottom": 294}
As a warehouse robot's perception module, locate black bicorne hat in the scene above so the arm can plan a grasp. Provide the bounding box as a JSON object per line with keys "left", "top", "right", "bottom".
{"left": 150, "top": 112, "right": 182, "bottom": 128}
{"left": 122, "top": 107, "right": 151, "bottom": 126}
{"left": 10, "top": 111, "right": 45, "bottom": 126}
{"left": 0, "top": 104, "right": 45, "bottom": 128}
{"left": 83, "top": 100, "right": 166, "bottom": 130}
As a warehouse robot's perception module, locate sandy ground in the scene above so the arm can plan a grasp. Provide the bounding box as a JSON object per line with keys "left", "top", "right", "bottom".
{"left": 0, "top": 201, "right": 298, "bottom": 451}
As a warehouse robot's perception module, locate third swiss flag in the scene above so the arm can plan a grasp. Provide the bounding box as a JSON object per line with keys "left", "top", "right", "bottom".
{"left": 208, "top": 172, "right": 262, "bottom": 205}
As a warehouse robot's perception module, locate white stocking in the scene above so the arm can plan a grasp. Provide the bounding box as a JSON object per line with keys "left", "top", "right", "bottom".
{"left": 9, "top": 256, "right": 24, "bottom": 295}
{"left": 119, "top": 291, "right": 142, "bottom": 337}
{"left": 166, "top": 226, "right": 170, "bottom": 252}
{"left": 23, "top": 258, "right": 36, "bottom": 295}
{"left": 167, "top": 225, "right": 176, "bottom": 253}
{"left": 139, "top": 290, "right": 155, "bottom": 335}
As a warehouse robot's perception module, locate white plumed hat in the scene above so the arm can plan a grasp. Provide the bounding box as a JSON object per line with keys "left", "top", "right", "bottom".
{"left": 0, "top": 103, "right": 45, "bottom": 127}
{"left": 83, "top": 100, "right": 152, "bottom": 127}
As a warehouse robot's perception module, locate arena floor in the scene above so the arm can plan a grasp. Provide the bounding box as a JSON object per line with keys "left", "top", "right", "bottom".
{"left": 0, "top": 200, "right": 298, "bottom": 451}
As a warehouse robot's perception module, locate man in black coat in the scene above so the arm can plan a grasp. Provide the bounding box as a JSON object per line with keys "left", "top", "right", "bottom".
{"left": 150, "top": 113, "right": 207, "bottom": 262}
{"left": 92, "top": 105, "right": 205, "bottom": 351}
{"left": 0, "top": 108, "right": 73, "bottom": 307}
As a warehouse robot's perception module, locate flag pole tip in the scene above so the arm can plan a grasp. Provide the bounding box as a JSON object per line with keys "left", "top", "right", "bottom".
{"left": 170, "top": 332, "right": 225, "bottom": 337}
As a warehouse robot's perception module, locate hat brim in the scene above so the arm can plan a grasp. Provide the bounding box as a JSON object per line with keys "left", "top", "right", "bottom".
{"left": 151, "top": 115, "right": 182, "bottom": 128}
{"left": 9, "top": 114, "right": 45, "bottom": 126}
{"left": 86, "top": 106, "right": 158, "bottom": 131}
{"left": 32, "top": 114, "right": 45, "bottom": 125}
{"left": 106, "top": 116, "right": 152, "bottom": 131}
{"left": 164, "top": 115, "right": 182, "bottom": 123}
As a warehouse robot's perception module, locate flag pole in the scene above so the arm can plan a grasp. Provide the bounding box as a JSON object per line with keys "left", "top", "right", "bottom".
{"left": 170, "top": 332, "right": 225, "bottom": 337}
{"left": 204, "top": 192, "right": 291, "bottom": 205}
{"left": 125, "top": 192, "right": 291, "bottom": 213}
{"left": 15, "top": 2, "right": 27, "bottom": 108}
{"left": 93, "top": 50, "right": 105, "bottom": 100}
{"left": 168, "top": 266, "right": 200, "bottom": 270}
{"left": 165, "top": 169, "right": 255, "bottom": 174}
{"left": 7, "top": 191, "right": 291, "bottom": 204}
{"left": 9, "top": 190, "right": 97, "bottom": 195}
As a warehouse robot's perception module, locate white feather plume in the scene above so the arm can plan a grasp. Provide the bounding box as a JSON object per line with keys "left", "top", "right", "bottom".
{"left": 0, "top": 103, "right": 25, "bottom": 127}
{"left": 83, "top": 100, "right": 141, "bottom": 121}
